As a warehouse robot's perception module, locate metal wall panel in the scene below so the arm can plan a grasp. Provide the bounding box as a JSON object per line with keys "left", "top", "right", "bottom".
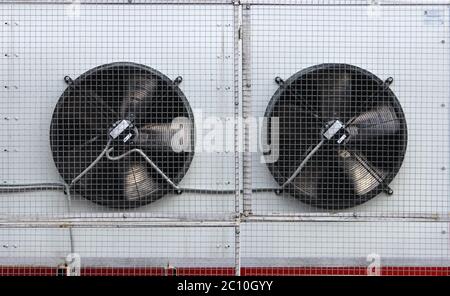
{"left": 0, "top": 1, "right": 449, "bottom": 275}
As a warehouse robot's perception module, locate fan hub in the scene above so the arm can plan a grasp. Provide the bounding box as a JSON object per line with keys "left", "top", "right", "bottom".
{"left": 108, "top": 119, "right": 137, "bottom": 144}
{"left": 322, "top": 120, "right": 349, "bottom": 144}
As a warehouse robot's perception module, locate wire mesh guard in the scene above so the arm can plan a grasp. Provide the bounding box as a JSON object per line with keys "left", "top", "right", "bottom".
{"left": 0, "top": 0, "right": 449, "bottom": 276}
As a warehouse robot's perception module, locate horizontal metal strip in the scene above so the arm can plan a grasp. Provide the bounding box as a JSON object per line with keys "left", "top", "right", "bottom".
{"left": 0, "top": 0, "right": 233, "bottom": 5}
{"left": 0, "top": 219, "right": 238, "bottom": 228}
{"left": 240, "top": 0, "right": 450, "bottom": 5}
{"left": 243, "top": 212, "right": 448, "bottom": 222}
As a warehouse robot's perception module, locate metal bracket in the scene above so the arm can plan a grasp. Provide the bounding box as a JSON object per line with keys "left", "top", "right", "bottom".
{"left": 173, "top": 75, "right": 183, "bottom": 86}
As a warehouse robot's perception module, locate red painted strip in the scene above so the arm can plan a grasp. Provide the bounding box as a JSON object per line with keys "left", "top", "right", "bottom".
{"left": 81, "top": 267, "right": 165, "bottom": 276}
{"left": 241, "top": 267, "right": 450, "bottom": 276}
{"left": 0, "top": 267, "right": 57, "bottom": 276}
{"left": 0, "top": 266, "right": 449, "bottom": 276}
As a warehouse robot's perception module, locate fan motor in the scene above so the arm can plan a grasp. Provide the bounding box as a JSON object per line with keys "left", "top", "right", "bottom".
{"left": 265, "top": 64, "right": 407, "bottom": 210}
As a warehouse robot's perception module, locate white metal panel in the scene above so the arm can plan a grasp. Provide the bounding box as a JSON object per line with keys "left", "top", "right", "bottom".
{"left": 250, "top": 5, "right": 450, "bottom": 216}
{"left": 241, "top": 222, "right": 450, "bottom": 266}
{"left": 0, "top": 4, "right": 237, "bottom": 218}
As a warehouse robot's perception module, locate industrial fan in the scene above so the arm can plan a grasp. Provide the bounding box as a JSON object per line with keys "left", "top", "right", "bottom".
{"left": 264, "top": 64, "right": 407, "bottom": 210}
{"left": 50, "top": 62, "right": 195, "bottom": 209}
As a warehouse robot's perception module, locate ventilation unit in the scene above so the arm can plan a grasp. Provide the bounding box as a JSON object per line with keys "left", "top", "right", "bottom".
{"left": 264, "top": 64, "right": 408, "bottom": 209}
{"left": 50, "top": 62, "right": 195, "bottom": 209}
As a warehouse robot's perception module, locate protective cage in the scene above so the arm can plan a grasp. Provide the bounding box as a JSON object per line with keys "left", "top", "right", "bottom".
{"left": 0, "top": 0, "right": 449, "bottom": 276}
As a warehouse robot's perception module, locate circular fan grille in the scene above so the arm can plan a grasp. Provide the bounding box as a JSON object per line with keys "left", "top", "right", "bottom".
{"left": 50, "top": 62, "right": 194, "bottom": 209}
{"left": 265, "top": 64, "right": 407, "bottom": 209}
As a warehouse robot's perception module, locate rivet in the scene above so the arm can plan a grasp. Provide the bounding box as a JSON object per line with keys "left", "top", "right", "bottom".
{"left": 441, "top": 103, "right": 446, "bottom": 107}
{"left": 441, "top": 167, "right": 446, "bottom": 171}
{"left": 441, "top": 230, "right": 447, "bottom": 234}
{"left": 441, "top": 40, "right": 446, "bottom": 44}
{"left": 2, "top": 244, "right": 8, "bottom": 248}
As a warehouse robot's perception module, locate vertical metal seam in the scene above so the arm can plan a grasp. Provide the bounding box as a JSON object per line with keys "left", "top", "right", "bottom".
{"left": 241, "top": 4, "right": 252, "bottom": 216}
{"left": 233, "top": 2, "right": 242, "bottom": 276}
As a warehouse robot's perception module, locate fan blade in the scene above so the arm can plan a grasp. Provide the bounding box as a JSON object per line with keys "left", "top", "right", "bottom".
{"left": 319, "top": 72, "right": 352, "bottom": 121}
{"left": 337, "top": 149, "right": 386, "bottom": 195}
{"left": 123, "top": 162, "right": 160, "bottom": 201}
{"left": 134, "top": 123, "right": 191, "bottom": 153}
{"left": 316, "top": 161, "right": 357, "bottom": 209}
{"left": 291, "top": 164, "right": 321, "bottom": 197}
{"left": 120, "top": 74, "right": 159, "bottom": 121}
{"left": 74, "top": 158, "right": 163, "bottom": 207}
{"left": 347, "top": 106, "right": 400, "bottom": 141}
{"left": 275, "top": 104, "right": 322, "bottom": 167}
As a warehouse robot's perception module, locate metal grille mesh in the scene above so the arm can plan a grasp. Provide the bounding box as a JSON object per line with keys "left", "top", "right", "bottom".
{"left": 0, "top": 0, "right": 449, "bottom": 276}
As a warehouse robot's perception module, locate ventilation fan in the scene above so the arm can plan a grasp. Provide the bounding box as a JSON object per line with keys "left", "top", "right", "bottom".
{"left": 264, "top": 64, "right": 407, "bottom": 210}
{"left": 50, "top": 62, "right": 194, "bottom": 209}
